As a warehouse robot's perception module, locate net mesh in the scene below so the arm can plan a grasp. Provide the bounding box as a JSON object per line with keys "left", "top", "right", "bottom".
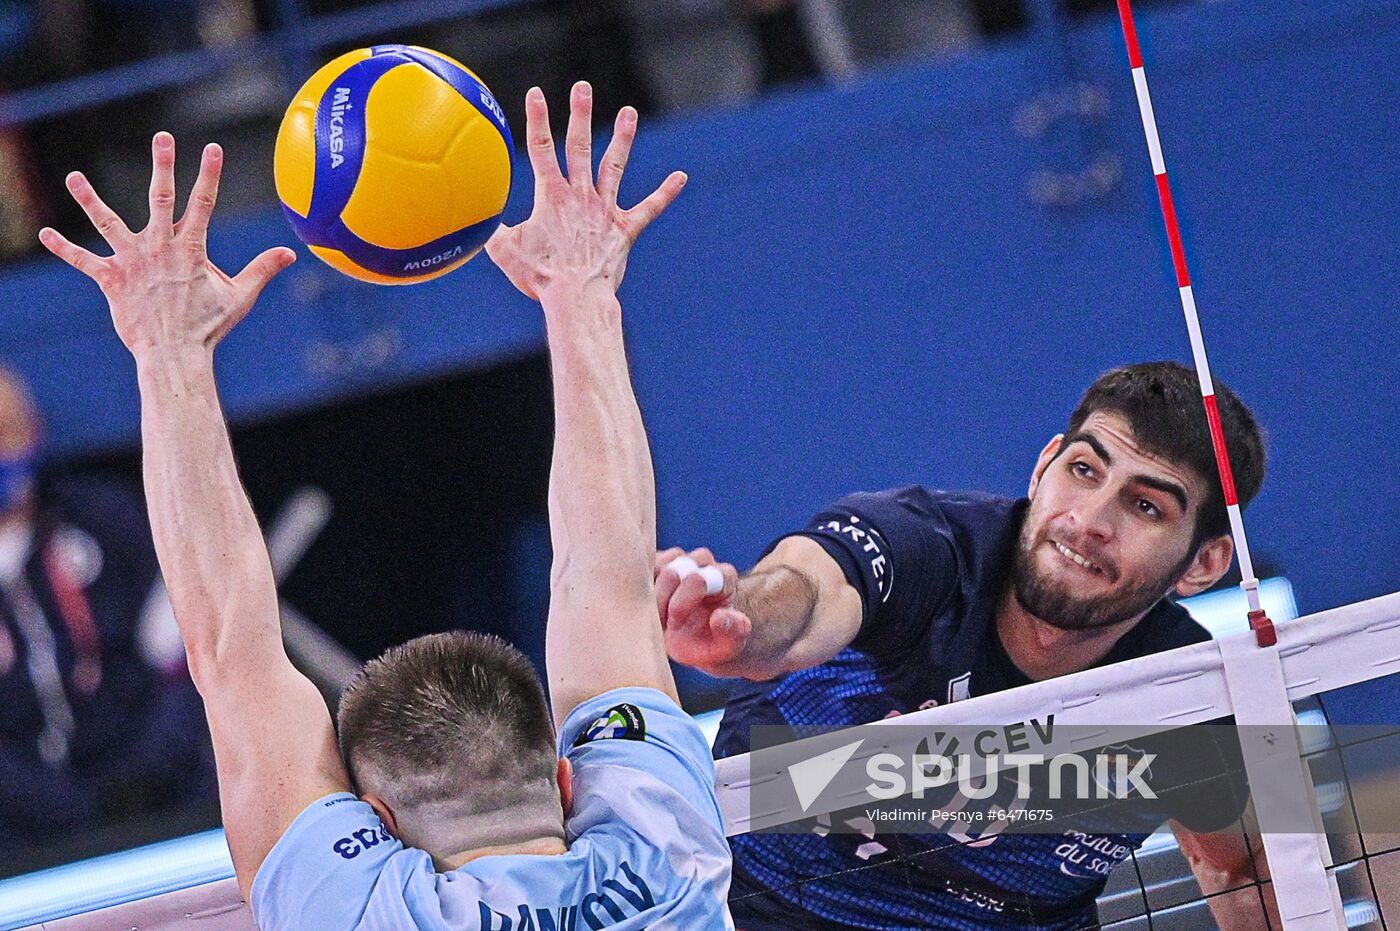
{"left": 720, "top": 671, "right": 1400, "bottom": 930}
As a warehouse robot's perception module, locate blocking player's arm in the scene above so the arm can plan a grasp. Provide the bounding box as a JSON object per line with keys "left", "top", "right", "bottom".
{"left": 39, "top": 134, "right": 350, "bottom": 904}
{"left": 1172, "top": 821, "right": 1277, "bottom": 930}
{"left": 1162, "top": 726, "right": 1274, "bottom": 929}
{"left": 486, "top": 84, "right": 687, "bottom": 727}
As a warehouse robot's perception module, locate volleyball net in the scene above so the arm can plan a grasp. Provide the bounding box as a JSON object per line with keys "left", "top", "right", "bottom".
{"left": 3, "top": 583, "right": 1398, "bottom": 930}
{"left": 710, "top": 587, "right": 1400, "bottom": 931}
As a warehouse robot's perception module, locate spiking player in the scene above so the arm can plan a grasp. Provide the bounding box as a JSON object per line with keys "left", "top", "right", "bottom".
{"left": 659, "top": 363, "right": 1273, "bottom": 929}
{"left": 40, "top": 82, "right": 733, "bottom": 930}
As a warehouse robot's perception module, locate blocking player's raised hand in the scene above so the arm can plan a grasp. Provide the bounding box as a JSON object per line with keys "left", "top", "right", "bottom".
{"left": 500, "top": 82, "right": 689, "bottom": 720}
{"left": 38, "top": 132, "right": 295, "bottom": 357}
{"left": 43, "top": 133, "right": 351, "bottom": 904}
{"left": 486, "top": 82, "right": 686, "bottom": 303}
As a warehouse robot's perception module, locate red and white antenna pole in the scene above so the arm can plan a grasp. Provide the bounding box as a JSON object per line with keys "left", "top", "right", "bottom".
{"left": 1114, "top": 0, "right": 1275, "bottom": 647}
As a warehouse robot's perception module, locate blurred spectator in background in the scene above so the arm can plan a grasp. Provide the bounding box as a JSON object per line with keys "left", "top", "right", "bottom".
{"left": 0, "top": 126, "right": 43, "bottom": 260}
{"left": 0, "top": 0, "right": 50, "bottom": 260}
{"left": 622, "top": 0, "right": 980, "bottom": 111}
{"left": 0, "top": 366, "right": 214, "bottom": 869}
{"left": 0, "top": 0, "right": 272, "bottom": 262}
{"left": 1, "top": 0, "right": 1034, "bottom": 264}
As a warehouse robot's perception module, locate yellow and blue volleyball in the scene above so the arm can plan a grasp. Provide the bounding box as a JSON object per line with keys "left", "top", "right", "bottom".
{"left": 274, "top": 45, "right": 513, "bottom": 285}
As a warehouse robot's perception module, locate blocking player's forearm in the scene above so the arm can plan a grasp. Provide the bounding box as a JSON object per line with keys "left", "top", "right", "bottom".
{"left": 1176, "top": 822, "right": 1275, "bottom": 929}
{"left": 540, "top": 286, "right": 656, "bottom": 593}
{"left": 135, "top": 348, "right": 283, "bottom": 689}
{"left": 539, "top": 285, "right": 676, "bottom": 715}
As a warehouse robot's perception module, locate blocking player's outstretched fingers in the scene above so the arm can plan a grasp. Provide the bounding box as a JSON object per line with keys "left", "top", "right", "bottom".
{"left": 486, "top": 82, "right": 687, "bottom": 302}
{"left": 37, "top": 131, "right": 295, "bottom": 356}
{"left": 655, "top": 548, "right": 751, "bottom": 673}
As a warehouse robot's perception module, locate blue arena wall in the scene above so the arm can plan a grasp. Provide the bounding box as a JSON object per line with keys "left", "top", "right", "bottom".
{"left": 0, "top": 0, "right": 1395, "bottom": 619}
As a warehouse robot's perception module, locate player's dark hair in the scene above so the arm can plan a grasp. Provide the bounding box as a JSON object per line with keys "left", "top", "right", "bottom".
{"left": 1065, "top": 361, "right": 1266, "bottom": 549}
{"left": 337, "top": 631, "right": 557, "bottom": 813}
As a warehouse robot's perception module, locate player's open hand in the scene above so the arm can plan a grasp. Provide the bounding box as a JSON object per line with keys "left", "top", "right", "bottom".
{"left": 486, "top": 82, "right": 686, "bottom": 302}
{"left": 654, "top": 547, "right": 752, "bottom": 677}
{"left": 38, "top": 132, "right": 295, "bottom": 358}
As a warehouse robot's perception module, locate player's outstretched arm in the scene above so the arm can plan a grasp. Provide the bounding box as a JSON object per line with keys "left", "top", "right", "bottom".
{"left": 655, "top": 537, "right": 863, "bottom": 680}
{"left": 1172, "top": 821, "right": 1276, "bottom": 929}
{"left": 38, "top": 135, "right": 351, "bottom": 903}
{"left": 487, "top": 84, "right": 686, "bottom": 726}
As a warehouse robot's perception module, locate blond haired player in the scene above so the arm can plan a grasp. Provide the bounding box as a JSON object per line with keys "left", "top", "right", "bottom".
{"left": 40, "top": 82, "right": 733, "bottom": 930}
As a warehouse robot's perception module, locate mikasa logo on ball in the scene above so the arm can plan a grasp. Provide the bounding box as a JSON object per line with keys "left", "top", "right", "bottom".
{"left": 276, "top": 45, "right": 512, "bottom": 283}
{"left": 405, "top": 245, "right": 463, "bottom": 270}
{"left": 328, "top": 87, "right": 352, "bottom": 168}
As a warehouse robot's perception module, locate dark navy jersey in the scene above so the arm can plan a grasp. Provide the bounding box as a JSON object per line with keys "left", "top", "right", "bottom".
{"left": 715, "top": 487, "right": 1245, "bottom": 931}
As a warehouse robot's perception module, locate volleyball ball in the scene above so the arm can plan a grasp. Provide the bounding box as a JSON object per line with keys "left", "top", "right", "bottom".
{"left": 274, "top": 45, "right": 513, "bottom": 285}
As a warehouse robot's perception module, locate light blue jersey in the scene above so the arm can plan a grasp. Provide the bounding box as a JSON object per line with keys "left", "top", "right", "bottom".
{"left": 252, "top": 687, "right": 733, "bottom": 930}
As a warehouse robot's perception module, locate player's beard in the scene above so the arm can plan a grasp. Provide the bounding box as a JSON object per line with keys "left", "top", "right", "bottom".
{"left": 1010, "top": 520, "right": 1193, "bottom": 631}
